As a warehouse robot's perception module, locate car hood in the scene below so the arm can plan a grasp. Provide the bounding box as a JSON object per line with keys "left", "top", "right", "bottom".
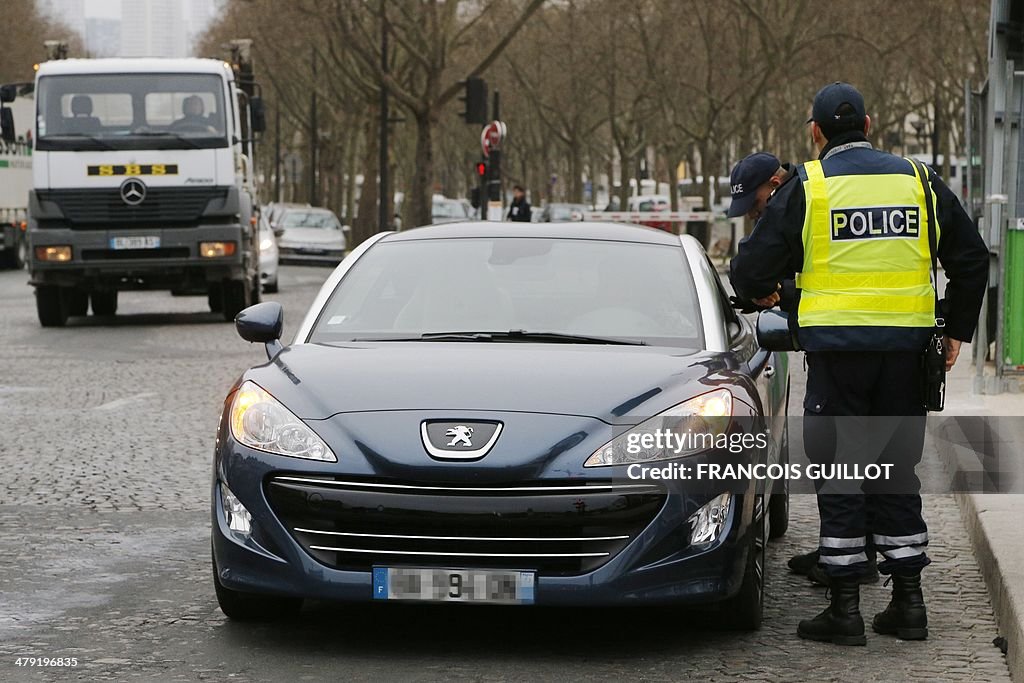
{"left": 278, "top": 227, "right": 345, "bottom": 246}
{"left": 244, "top": 342, "right": 751, "bottom": 425}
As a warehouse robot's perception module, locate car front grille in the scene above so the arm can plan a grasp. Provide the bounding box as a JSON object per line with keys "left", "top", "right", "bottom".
{"left": 265, "top": 476, "right": 666, "bottom": 576}
{"left": 37, "top": 187, "right": 229, "bottom": 226}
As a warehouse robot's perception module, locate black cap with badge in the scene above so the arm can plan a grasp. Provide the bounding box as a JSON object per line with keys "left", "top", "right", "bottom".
{"left": 807, "top": 81, "right": 866, "bottom": 138}
{"left": 727, "top": 152, "right": 781, "bottom": 218}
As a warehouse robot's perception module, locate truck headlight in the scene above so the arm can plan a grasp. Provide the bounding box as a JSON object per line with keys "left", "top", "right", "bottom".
{"left": 584, "top": 389, "right": 732, "bottom": 467}
{"left": 36, "top": 245, "right": 72, "bottom": 262}
{"left": 200, "top": 241, "right": 237, "bottom": 257}
{"left": 229, "top": 381, "right": 336, "bottom": 461}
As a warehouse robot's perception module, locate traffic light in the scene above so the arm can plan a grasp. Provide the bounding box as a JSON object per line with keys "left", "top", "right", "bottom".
{"left": 475, "top": 161, "right": 487, "bottom": 178}
{"left": 459, "top": 77, "right": 488, "bottom": 124}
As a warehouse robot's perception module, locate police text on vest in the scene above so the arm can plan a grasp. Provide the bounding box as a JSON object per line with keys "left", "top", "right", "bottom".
{"left": 830, "top": 206, "right": 920, "bottom": 241}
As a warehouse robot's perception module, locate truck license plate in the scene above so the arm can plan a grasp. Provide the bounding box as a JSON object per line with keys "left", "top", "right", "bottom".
{"left": 110, "top": 236, "right": 160, "bottom": 250}
{"left": 373, "top": 567, "right": 534, "bottom": 604}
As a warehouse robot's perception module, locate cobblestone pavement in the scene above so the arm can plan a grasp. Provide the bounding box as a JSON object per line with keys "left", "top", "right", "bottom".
{"left": 0, "top": 266, "right": 1010, "bottom": 681}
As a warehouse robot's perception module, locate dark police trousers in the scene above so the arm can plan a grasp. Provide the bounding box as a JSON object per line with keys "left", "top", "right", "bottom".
{"left": 803, "top": 351, "right": 930, "bottom": 578}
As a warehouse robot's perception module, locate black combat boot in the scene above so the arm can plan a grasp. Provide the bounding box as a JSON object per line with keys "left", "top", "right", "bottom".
{"left": 872, "top": 573, "right": 928, "bottom": 640}
{"left": 787, "top": 549, "right": 818, "bottom": 575}
{"left": 797, "top": 579, "right": 866, "bottom": 646}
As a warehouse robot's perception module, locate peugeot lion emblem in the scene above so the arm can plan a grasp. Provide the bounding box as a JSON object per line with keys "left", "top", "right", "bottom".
{"left": 421, "top": 420, "right": 502, "bottom": 460}
{"left": 120, "top": 178, "right": 147, "bottom": 206}
{"left": 445, "top": 425, "right": 474, "bottom": 447}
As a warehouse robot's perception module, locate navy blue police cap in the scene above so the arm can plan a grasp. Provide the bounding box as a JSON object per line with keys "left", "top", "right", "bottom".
{"left": 727, "top": 152, "right": 780, "bottom": 218}
{"left": 807, "top": 82, "right": 866, "bottom": 132}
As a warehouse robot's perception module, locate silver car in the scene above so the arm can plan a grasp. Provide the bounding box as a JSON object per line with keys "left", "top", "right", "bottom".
{"left": 276, "top": 207, "right": 347, "bottom": 265}
{"left": 258, "top": 212, "right": 279, "bottom": 293}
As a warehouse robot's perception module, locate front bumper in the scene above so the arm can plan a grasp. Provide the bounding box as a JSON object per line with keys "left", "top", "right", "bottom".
{"left": 277, "top": 246, "right": 345, "bottom": 265}
{"left": 211, "top": 439, "right": 758, "bottom": 607}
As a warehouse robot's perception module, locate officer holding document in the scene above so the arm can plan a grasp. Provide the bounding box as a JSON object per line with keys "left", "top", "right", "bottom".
{"left": 730, "top": 82, "right": 987, "bottom": 645}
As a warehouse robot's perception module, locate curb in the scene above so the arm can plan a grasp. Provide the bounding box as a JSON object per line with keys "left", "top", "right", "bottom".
{"left": 955, "top": 492, "right": 1023, "bottom": 680}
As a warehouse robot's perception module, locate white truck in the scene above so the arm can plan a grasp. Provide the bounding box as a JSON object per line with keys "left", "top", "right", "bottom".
{"left": 0, "top": 48, "right": 267, "bottom": 326}
{"left": 0, "top": 93, "right": 34, "bottom": 269}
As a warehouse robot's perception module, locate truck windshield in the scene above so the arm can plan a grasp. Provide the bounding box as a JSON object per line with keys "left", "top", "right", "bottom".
{"left": 36, "top": 73, "right": 229, "bottom": 151}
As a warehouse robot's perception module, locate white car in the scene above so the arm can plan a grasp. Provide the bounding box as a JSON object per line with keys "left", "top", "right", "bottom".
{"left": 276, "top": 207, "right": 347, "bottom": 265}
{"left": 258, "top": 212, "right": 279, "bottom": 293}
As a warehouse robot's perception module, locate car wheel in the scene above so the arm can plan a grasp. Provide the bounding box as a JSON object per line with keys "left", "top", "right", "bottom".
{"left": 220, "top": 279, "right": 251, "bottom": 322}
{"left": 36, "top": 286, "right": 68, "bottom": 327}
{"left": 768, "top": 419, "right": 790, "bottom": 540}
{"left": 91, "top": 290, "right": 118, "bottom": 316}
{"left": 263, "top": 277, "right": 278, "bottom": 294}
{"left": 250, "top": 275, "right": 262, "bottom": 306}
{"left": 718, "top": 495, "right": 766, "bottom": 631}
{"left": 211, "top": 546, "right": 301, "bottom": 621}
{"left": 66, "top": 289, "right": 89, "bottom": 317}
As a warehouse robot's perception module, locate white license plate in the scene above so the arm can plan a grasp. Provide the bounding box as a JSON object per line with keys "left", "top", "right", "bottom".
{"left": 373, "top": 567, "right": 535, "bottom": 604}
{"left": 110, "top": 236, "right": 160, "bottom": 250}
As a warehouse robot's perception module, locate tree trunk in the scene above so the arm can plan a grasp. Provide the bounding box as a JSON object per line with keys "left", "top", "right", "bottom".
{"left": 409, "top": 109, "right": 437, "bottom": 228}
{"left": 351, "top": 115, "right": 379, "bottom": 248}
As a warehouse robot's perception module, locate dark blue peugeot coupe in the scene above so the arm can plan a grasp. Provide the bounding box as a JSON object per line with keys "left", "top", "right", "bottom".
{"left": 211, "top": 222, "right": 789, "bottom": 629}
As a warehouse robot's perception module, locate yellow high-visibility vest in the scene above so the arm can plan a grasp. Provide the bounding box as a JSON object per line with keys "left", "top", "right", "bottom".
{"left": 795, "top": 158, "right": 937, "bottom": 329}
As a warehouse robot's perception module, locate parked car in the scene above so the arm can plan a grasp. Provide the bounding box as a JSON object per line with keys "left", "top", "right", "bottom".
{"left": 258, "top": 212, "right": 279, "bottom": 293}
{"left": 432, "top": 196, "right": 472, "bottom": 224}
{"left": 540, "top": 203, "right": 588, "bottom": 222}
{"left": 276, "top": 207, "right": 347, "bottom": 265}
{"left": 212, "top": 221, "right": 790, "bottom": 628}
{"left": 264, "top": 202, "right": 311, "bottom": 235}
{"left": 628, "top": 194, "right": 673, "bottom": 232}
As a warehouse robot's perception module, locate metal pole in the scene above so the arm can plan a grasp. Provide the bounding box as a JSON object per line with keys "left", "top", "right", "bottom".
{"left": 378, "top": 1, "right": 389, "bottom": 232}
{"left": 309, "top": 47, "right": 318, "bottom": 206}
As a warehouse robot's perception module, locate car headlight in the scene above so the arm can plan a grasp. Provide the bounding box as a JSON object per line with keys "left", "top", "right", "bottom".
{"left": 584, "top": 388, "right": 732, "bottom": 467}
{"left": 259, "top": 237, "right": 274, "bottom": 251}
{"left": 229, "top": 381, "right": 336, "bottom": 461}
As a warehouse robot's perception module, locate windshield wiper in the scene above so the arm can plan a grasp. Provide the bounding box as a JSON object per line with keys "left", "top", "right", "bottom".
{"left": 127, "top": 131, "right": 204, "bottom": 148}
{"left": 352, "top": 330, "right": 645, "bottom": 345}
{"left": 41, "top": 134, "right": 113, "bottom": 150}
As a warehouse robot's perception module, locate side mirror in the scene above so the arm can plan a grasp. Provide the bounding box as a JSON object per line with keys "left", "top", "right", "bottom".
{"left": 1, "top": 107, "right": 15, "bottom": 144}
{"left": 0, "top": 85, "right": 17, "bottom": 103}
{"left": 249, "top": 96, "right": 267, "bottom": 134}
{"left": 272, "top": 227, "right": 285, "bottom": 238}
{"left": 235, "top": 301, "right": 284, "bottom": 359}
{"left": 755, "top": 309, "right": 799, "bottom": 352}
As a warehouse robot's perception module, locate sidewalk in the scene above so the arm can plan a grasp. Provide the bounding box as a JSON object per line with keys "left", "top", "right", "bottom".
{"left": 938, "top": 354, "right": 1024, "bottom": 680}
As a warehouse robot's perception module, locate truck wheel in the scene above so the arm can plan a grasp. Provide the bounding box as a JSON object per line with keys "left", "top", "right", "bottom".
{"left": 208, "top": 283, "right": 223, "bottom": 313}
{"left": 67, "top": 289, "right": 89, "bottom": 317}
{"left": 36, "top": 286, "right": 68, "bottom": 327}
{"left": 16, "top": 237, "right": 27, "bottom": 269}
{"left": 220, "top": 279, "right": 251, "bottom": 321}
{"left": 91, "top": 291, "right": 118, "bottom": 316}
{"left": 250, "top": 276, "right": 262, "bottom": 306}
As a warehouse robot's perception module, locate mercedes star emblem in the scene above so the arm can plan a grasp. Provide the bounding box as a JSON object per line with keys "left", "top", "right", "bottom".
{"left": 120, "top": 178, "right": 147, "bottom": 206}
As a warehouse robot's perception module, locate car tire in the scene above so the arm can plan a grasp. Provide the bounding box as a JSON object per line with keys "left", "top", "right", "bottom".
{"left": 91, "top": 290, "right": 118, "bottom": 316}
{"left": 768, "top": 419, "right": 790, "bottom": 540}
{"left": 36, "top": 286, "right": 68, "bottom": 327}
{"left": 220, "top": 279, "right": 251, "bottom": 322}
{"left": 250, "top": 275, "right": 261, "bottom": 306}
{"left": 208, "top": 283, "right": 223, "bottom": 313}
{"left": 66, "top": 289, "right": 89, "bottom": 317}
{"left": 718, "top": 495, "right": 766, "bottom": 631}
{"left": 263, "top": 277, "right": 278, "bottom": 294}
{"left": 211, "top": 546, "right": 301, "bottom": 621}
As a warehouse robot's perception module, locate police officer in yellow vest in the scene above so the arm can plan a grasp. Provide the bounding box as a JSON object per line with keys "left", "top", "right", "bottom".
{"left": 730, "top": 82, "right": 987, "bottom": 646}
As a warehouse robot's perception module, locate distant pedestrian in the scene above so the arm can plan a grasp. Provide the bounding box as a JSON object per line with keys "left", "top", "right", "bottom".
{"left": 507, "top": 186, "right": 532, "bottom": 222}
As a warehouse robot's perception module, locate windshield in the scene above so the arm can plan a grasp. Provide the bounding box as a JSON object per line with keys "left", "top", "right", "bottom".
{"left": 433, "top": 201, "right": 468, "bottom": 219}
{"left": 36, "top": 73, "right": 229, "bottom": 151}
{"left": 282, "top": 211, "right": 341, "bottom": 229}
{"left": 310, "top": 237, "right": 703, "bottom": 348}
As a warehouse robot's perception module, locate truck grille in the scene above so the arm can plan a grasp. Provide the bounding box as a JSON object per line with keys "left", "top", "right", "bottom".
{"left": 266, "top": 476, "right": 666, "bottom": 576}
{"left": 38, "top": 187, "right": 229, "bottom": 226}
